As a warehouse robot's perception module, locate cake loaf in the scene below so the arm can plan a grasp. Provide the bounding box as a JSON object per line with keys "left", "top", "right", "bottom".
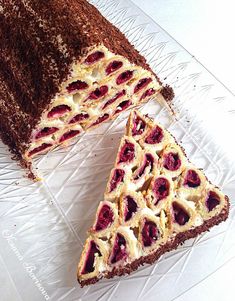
{"left": 77, "top": 110, "right": 229, "bottom": 286}
{"left": 0, "top": 0, "right": 173, "bottom": 165}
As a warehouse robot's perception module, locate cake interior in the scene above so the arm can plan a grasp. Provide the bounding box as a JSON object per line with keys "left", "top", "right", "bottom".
{"left": 77, "top": 110, "right": 229, "bottom": 287}
{"left": 26, "top": 45, "right": 162, "bottom": 160}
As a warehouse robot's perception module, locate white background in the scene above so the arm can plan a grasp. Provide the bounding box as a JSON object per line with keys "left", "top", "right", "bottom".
{"left": 133, "top": 0, "right": 235, "bottom": 95}
{"left": 132, "top": 1, "right": 235, "bottom": 300}
{"left": 1, "top": 1, "right": 235, "bottom": 300}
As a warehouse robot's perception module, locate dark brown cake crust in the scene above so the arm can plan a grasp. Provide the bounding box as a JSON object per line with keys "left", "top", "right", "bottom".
{"left": 161, "top": 85, "right": 175, "bottom": 102}
{"left": 79, "top": 196, "right": 229, "bottom": 287}
{"left": 0, "top": 0, "right": 172, "bottom": 160}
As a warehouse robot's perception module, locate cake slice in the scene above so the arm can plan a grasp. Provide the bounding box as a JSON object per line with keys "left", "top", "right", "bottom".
{"left": 0, "top": 0, "right": 173, "bottom": 166}
{"left": 77, "top": 110, "right": 229, "bottom": 286}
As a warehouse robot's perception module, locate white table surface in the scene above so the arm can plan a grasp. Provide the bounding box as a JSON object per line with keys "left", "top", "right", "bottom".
{"left": 1, "top": 1, "right": 235, "bottom": 300}
{"left": 133, "top": 0, "right": 235, "bottom": 96}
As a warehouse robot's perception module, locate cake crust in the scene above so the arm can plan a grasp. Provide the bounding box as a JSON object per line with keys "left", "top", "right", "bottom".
{"left": 79, "top": 197, "right": 229, "bottom": 287}
{"left": 0, "top": 0, "right": 173, "bottom": 161}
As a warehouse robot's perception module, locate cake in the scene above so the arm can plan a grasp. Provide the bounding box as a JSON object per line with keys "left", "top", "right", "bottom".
{"left": 77, "top": 110, "right": 229, "bottom": 287}
{"left": 0, "top": 0, "right": 173, "bottom": 166}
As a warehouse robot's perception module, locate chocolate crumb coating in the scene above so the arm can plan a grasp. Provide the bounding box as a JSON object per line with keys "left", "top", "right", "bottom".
{"left": 0, "top": 0, "right": 173, "bottom": 162}
{"left": 161, "top": 85, "right": 175, "bottom": 102}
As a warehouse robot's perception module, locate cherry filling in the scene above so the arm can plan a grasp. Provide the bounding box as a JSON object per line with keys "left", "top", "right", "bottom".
{"left": 28, "top": 143, "right": 52, "bottom": 157}
{"left": 132, "top": 115, "right": 146, "bottom": 136}
{"left": 134, "top": 78, "right": 152, "bottom": 94}
{"left": 66, "top": 80, "right": 88, "bottom": 93}
{"left": 172, "top": 202, "right": 190, "bottom": 226}
{"left": 114, "top": 100, "right": 132, "bottom": 115}
{"left": 140, "top": 88, "right": 156, "bottom": 100}
{"left": 116, "top": 70, "right": 134, "bottom": 85}
{"left": 206, "top": 191, "right": 220, "bottom": 212}
{"left": 91, "top": 113, "right": 109, "bottom": 127}
{"left": 118, "top": 141, "right": 135, "bottom": 163}
{"left": 47, "top": 105, "right": 71, "bottom": 118}
{"left": 110, "top": 233, "right": 127, "bottom": 264}
{"left": 184, "top": 170, "right": 201, "bottom": 188}
{"left": 89, "top": 85, "right": 108, "bottom": 100}
{"left": 106, "top": 60, "right": 123, "bottom": 75}
{"left": 124, "top": 196, "right": 138, "bottom": 222}
{"left": 142, "top": 219, "right": 159, "bottom": 247}
{"left": 82, "top": 241, "right": 101, "bottom": 274}
{"left": 102, "top": 90, "right": 126, "bottom": 110}
{"left": 95, "top": 204, "right": 114, "bottom": 231}
{"left": 35, "top": 127, "right": 58, "bottom": 140}
{"left": 84, "top": 51, "right": 104, "bottom": 64}
{"left": 163, "top": 152, "right": 181, "bottom": 171}
{"left": 134, "top": 153, "right": 154, "bottom": 180}
{"left": 145, "top": 125, "right": 163, "bottom": 144}
{"left": 69, "top": 113, "right": 89, "bottom": 124}
{"left": 153, "top": 177, "right": 170, "bottom": 204}
{"left": 109, "top": 169, "right": 125, "bottom": 192}
{"left": 59, "top": 130, "right": 80, "bottom": 143}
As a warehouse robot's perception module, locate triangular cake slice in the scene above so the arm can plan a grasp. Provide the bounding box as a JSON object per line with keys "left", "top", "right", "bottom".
{"left": 77, "top": 110, "right": 229, "bottom": 286}
{"left": 0, "top": 0, "right": 173, "bottom": 166}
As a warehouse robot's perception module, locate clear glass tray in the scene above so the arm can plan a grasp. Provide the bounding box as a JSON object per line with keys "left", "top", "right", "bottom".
{"left": 0, "top": 0, "right": 235, "bottom": 300}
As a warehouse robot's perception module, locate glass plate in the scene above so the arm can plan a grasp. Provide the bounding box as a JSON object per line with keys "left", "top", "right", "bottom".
{"left": 0, "top": 0, "right": 235, "bottom": 300}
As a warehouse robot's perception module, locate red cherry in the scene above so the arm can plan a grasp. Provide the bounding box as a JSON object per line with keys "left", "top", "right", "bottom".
{"left": 134, "top": 78, "right": 152, "bottom": 94}
{"left": 95, "top": 204, "right": 114, "bottom": 231}
{"left": 69, "top": 113, "right": 89, "bottom": 124}
{"left": 67, "top": 80, "right": 88, "bottom": 93}
{"left": 106, "top": 60, "right": 123, "bottom": 75}
{"left": 163, "top": 152, "right": 181, "bottom": 171}
{"left": 47, "top": 105, "right": 71, "bottom": 118}
{"left": 172, "top": 202, "right": 190, "bottom": 226}
{"left": 184, "top": 170, "right": 201, "bottom": 188}
{"left": 28, "top": 143, "right": 52, "bottom": 157}
{"left": 124, "top": 196, "right": 138, "bottom": 222}
{"left": 153, "top": 177, "right": 170, "bottom": 205}
{"left": 110, "top": 233, "right": 127, "bottom": 264}
{"left": 35, "top": 127, "right": 58, "bottom": 140}
{"left": 132, "top": 115, "right": 146, "bottom": 136}
{"left": 109, "top": 169, "right": 125, "bottom": 192}
{"left": 90, "top": 113, "right": 109, "bottom": 127}
{"left": 116, "top": 70, "right": 133, "bottom": 85}
{"left": 118, "top": 141, "right": 135, "bottom": 164}
{"left": 59, "top": 130, "right": 80, "bottom": 143}
{"left": 145, "top": 126, "right": 163, "bottom": 144}
{"left": 140, "top": 88, "right": 155, "bottom": 100}
{"left": 81, "top": 241, "right": 101, "bottom": 274}
{"left": 142, "top": 219, "right": 159, "bottom": 247}
{"left": 84, "top": 51, "right": 104, "bottom": 64}
{"left": 206, "top": 191, "right": 220, "bottom": 212}
{"left": 89, "top": 86, "right": 108, "bottom": 100}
